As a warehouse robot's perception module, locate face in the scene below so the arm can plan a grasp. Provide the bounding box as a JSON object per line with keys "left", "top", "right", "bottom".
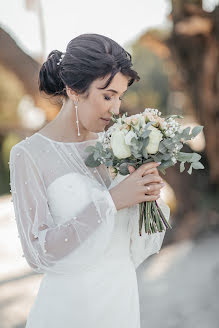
{"left": 70, "top": 72, "right": 130, "bottom": 133}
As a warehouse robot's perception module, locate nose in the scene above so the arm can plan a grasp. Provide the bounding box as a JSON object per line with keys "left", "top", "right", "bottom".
{"left": 110, "top": 108, "right": 120, "bottom": 116}
{"left": 110, "top": 100, "right": 120, "bottom": 116}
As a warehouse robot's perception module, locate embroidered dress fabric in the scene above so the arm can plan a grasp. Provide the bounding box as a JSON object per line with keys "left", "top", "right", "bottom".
{"left": 9, "top": 131, "right": 170, "bottom": 328}
{"left": 9, "top": 132, "right": 119, "bottom": 275}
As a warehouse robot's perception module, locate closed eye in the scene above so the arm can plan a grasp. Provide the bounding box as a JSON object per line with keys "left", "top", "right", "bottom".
{"left": 104, "top": 96, "right": 123, "bottom": 101}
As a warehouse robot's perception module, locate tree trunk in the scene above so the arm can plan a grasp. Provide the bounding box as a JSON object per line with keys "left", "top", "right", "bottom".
{"left": 161, "top": 2, "right": 219, "bottom": 244}
{"left": 167, "top": 3, "right": 219, "bottom": 185}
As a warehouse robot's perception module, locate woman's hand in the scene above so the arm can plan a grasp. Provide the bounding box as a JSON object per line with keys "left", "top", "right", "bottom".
{"left": 109, "top": 162, "right": 165, "bottom": 211}
{"left": 128, "top": 163, "right": 164, "bottom": 197}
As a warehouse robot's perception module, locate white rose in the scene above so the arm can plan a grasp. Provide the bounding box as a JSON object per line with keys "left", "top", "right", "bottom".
{"left": 124, "top": 130, "right": 138, "bottom": 145}
{"left": 111, "top": 130, "right": 131, "bottom": 159}
{"left": 144, "top": 125, "right": 163, "bottom": 154}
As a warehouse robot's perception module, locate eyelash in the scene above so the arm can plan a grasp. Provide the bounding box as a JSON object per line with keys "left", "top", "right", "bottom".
{"left": 104, "top": 96, "right": 123, "bottom": 101}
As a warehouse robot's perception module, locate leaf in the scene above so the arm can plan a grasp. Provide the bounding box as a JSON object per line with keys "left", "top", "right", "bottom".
{"left": 182, "top": 127, "right": 191, "bottom": 139}
{"left": 177, "top": 152, "right": 194, "bottom": 162}
{"left": 159, "top": 168, "right": 166, "bottom": 175}
{"left": 84, "top": 145, "right": 96, "bottom": 153}
{"left": 159, "top": 159, "right": 173, "bottom": 169}
{"left": 189, "top": 152, "right": 201, "bottom": 162}
{"left": 142, "top": 147, "right": 148, "bottom": 159}
{"left": 142, "top": 137, "right": 150, "bottom": 148}
{"left": 84, "top": 153, "right": 101, "bottom": 167}
{"left": 188, "top": 164, "right": 193, "bottom": 174}
{"left": 158, "top": 141, "right": 168, "bottom": 154}
{"left": 95, "top": 141, "right": 103, "bottom": 151}
{"left": 93, "top": 151, "right": 100, "bottom": 160}
{"left": 163, "top": 152, "right": 172, "bottom": 160}
{"left": 151, "top": 154, "right": 163, "bottom": 162}
{"left": 180, "top": 161, "right": 185, "bottom": 172}
{"left": 119, "top": 163, "right": 130, "bottom": 175}
{"left": 191, "top": 162, "right": 205, "bottom": 169}
{"left": 165, "top": 115, "right": 184, "bottom": 119}
{"left": 142, "top": 129, "right": 151, "bottom": 138}
{"left": 191, "top": 126, "right": 204, "bottom": 139}
{"left": 163, "top": 139, "right": 174, "bottom": 150}
{"left": 105, "top": 159, "right": 113, "bottom": 167}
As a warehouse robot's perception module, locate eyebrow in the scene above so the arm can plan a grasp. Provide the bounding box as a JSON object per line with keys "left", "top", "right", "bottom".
{"left": 106, "top": 88, "right": 127, "bottom": 95}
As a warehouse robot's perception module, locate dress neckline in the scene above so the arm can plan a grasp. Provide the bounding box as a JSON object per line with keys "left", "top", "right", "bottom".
{"left": 35, "top": 132, "right": 100, "bottom": 145}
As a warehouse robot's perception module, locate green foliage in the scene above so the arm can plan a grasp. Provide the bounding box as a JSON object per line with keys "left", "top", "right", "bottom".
{"left": 121, "top": 42, "right": 169, "bottom": 115}
{"left": 0, "top": 133, "right": 22, "bottom": 195}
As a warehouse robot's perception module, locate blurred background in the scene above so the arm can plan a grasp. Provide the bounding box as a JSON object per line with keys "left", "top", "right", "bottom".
{"left": 0, "top": 0, "right": 219, "bottom": 327}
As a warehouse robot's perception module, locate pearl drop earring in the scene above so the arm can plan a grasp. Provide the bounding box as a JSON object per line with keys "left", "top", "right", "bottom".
{"left": 74, "top": 100, "right": 80, "bottom": 136}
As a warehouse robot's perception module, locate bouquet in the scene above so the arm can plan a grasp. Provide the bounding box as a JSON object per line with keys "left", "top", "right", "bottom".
{"left": 84, "top": 108, "right": 205, "bottom": 236}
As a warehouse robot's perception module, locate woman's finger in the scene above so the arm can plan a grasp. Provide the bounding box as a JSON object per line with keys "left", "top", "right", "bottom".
{"left": 128, "top": 165, "right": 136, "bottom": 174}
{"left": 145, "top": 182, "right": 165, "bottom": 195}
{"left": 142, "top": 167, "right": 160, "bottom": 178}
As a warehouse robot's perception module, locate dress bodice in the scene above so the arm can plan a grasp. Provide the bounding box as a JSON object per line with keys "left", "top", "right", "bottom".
{"left": 46, "top": 171, "right": 134, "bottom": 264}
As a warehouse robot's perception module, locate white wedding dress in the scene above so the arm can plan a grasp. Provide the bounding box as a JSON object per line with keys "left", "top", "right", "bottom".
{"left": 9, "top": 131, "right": 170, "bottom": 328}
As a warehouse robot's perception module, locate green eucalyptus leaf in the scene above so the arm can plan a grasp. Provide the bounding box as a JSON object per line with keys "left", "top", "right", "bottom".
{"left": 160, "top": 159, "right": 174, "bottom": 169}
{"left": 177, "top": 152, "right": 194, "bottom": 162}
{"left": 119, "top": 163, "right": 130, "bottom": 175}
{"left": 142, "top": 129, "right": 151, "bottom": 138}
{"left": 158, "top": 168, "right": 166, "bottom": 175}
{"left": 163, "top": 152, "right": 172, "bottom": 160}
{"left": 188, "top": 164, "right": 193, "bottom": 174}
{"left": 180, "top": 161, "right": 185, "bottom": 172}
{"left": 163, "top": 139, "right": 173, "bottom": 150}
{"left": 158, "top": 141, "right": 167, "bottom": 154}
{"left": 84, "top": 153, "right": 101, "bottom": 167}
{"left": 182, "top": 127, "right": 191, "bottom": 138}
{"left": 189, "top": 153, "right": 202, "bottom": 162}
{"left": 93, "top": 152, "right": 100, "bottom": 160}
{"left": 191, "top": 126, "right": 204, "bottom": 139}
{"left": 142, "top": 147, "right": 148, "bottom": 159}
{"left": 105, "top": 159, "right": 113, "bottom": 167}
{"left": 191, "top": 162, "right": 205, "bottom": 169}
{"left": 165, "top": 115, "right": 184, "bottom": 119}
{"left": 84, "top": 145, "right": 96, "bottom": 153}
{"left": 142, "top": 137, "right": 150, "bottom": 147}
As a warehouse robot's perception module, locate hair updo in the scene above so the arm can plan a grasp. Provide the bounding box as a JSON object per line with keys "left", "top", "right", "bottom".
{"left": 38, "top": 33, "right": 140, "bottom": 99}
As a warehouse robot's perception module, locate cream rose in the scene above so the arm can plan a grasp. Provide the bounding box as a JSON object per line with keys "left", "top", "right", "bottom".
{"left": 110, "top": 130, "right": 131, "bottom": 159}
{"left": 144, "top": 125, "right": 163, "bottom": 154}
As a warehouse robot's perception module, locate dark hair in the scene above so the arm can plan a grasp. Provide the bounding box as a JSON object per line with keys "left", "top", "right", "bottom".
{"left": 38, "top": 33, "right": 140, "bottom": 99}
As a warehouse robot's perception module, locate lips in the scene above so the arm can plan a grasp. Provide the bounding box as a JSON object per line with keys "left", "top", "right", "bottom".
{"left": 101, "top": 118, "right": 111, "bottom": 125}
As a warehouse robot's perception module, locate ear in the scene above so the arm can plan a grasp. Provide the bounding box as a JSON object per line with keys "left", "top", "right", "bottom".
{"left": 66, "top": 87, "right": 79, "bottom": 102}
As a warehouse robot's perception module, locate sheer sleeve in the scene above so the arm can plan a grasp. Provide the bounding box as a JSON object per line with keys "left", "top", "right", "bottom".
{"left": 9, "top": 144, "right": 118, "bottom": 275}
{"left": 129, "top": 197, "right": 170, "bottom": 270}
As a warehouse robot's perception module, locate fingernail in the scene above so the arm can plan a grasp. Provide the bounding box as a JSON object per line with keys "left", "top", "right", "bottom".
{"left": 157, "top": 162, "right": 161, "bottom": 165}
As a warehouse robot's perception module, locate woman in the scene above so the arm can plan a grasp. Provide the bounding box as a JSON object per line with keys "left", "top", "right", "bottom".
{"left": 9, "top": 33, "right": 170, "bottom": 328}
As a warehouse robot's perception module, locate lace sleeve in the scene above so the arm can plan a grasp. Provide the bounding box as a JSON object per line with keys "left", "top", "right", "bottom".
{"left": 9, "top": 145, "right": 117, "bottom": 275}
{"left": 129, "top": 197, "right": 170, "bottom": 270}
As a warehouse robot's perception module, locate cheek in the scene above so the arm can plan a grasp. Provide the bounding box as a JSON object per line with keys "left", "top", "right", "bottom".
{"left": 81, "top": 105, "right": 100, "bottom": 124}
{"left": 91, "top": 97, "right": 108, "bottom": 118}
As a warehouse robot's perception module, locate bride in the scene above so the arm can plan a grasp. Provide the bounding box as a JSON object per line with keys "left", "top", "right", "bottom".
{"left": 9, "top": 33, "right": 170, "bottom": 328}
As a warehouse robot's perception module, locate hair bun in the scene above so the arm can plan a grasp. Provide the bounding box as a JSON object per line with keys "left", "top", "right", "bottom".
{"left": 38, "top": 50, "right": 66, "bottom": 96}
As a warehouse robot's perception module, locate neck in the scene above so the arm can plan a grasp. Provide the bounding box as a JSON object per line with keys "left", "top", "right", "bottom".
{"left": 51, "top": 98, "right": 96, "bottom": 142}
